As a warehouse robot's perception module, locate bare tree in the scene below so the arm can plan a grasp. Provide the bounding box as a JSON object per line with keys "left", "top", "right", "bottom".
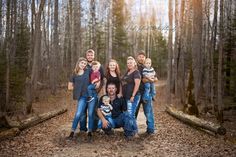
{"left": 4, "top": 0, "right": 11, "bottom": 112}
{"left": 192, "top": 0, "right": 203, "bottom": 104}
{"left": 27, "top": 0, "right": 45, "bottom": 113}
{"left": 90, "top": 0, "right": 97, "bottom": 54}
{"left": 72, "top": 0, "right": 81, "bottom": 66}
{"left": 173, "top": 0, "right": 179, "bottom": 95}
{"left": 217, "top": 0, "right": 224, "bottom": 123}
{"left": 167, "top": 0, "right": 173, "bottom": 105}
{"left": 178, "top": 0, "right": 186, "bottom": 104}
{"left": 107, "top": 0, "right": 112, "bottom": 60}
{"left": 63, "top": 2, "right": 72, "bottom": 78}
{"left": 0, "top": 0, "right": 2, "bottom": 46}
{"left": 209, "top": 0, "right": 218, "bottom": 110}
{"left": 49, "top": 0, "right": 59, "bottom": 95}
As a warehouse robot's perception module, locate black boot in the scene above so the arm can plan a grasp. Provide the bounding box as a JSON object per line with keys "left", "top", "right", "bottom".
{"left": 67, "top": 131, "right": 74, "bottom": 140}
{"left": 88, "top": 132, "right": 92, "bottom": 142}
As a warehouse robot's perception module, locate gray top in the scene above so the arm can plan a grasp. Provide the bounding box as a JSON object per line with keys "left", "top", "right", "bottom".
{"left": 70, "top": 68, "right": 91, "bottom": 100}
{"left": 122, "top": 70, "right": 141, "bottom": 99}
{"left": 142, "top": 67, "right": 156, "bottom": 78}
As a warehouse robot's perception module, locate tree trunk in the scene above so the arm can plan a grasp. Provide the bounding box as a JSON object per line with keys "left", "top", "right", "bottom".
{"left": 10, "top": 0, "right": 17, "bottom": 65}
{"left": 192, "top": 0, "right": 203, "bottom": 104}
{"left": 107, "top": 0, "right": 113, "bottom": 60}
{"left": 28, "top": 0, "right": 45, "bottom": 114}
{"left": 210, "top": 0, "right": 218, "bottom": 111}
{"left": 72, "top": 0, "right": 81, "bottom": 67}
{"left": 50, "top": 0, "right": 59, "bottom": 95}
{"left": 17, "top": 108, "right": 67, "bottom": 130}
{"left": 28, "top": 0, "right": 36, "bottom": 76}
{"left": 167, "top": 0, "right": 173, "bottom": 105}
{"left": 0, "top": 0, "right": 2, "bottom": 46}
{"left": 90, "top": 0, "right": 97, "bottom": 53}
{"left": 217, "top": 0, "right": 224, "bottom": 123}
{"left": 173, "top": 0, "right": 179, "bottom": 95}
{"left": 0, "top": 108, "right": 67, "bottom": 140}
{"left": 4, "top": 0, "right": 11, "bottom": 113}
{"left": 178, "top": 0, "right": 186, "bottom": 104}
{"left": 0, "top": 128, "right": 20, "bottom": 141}
{"left": 166, "top": 106, "right": 226, "bottom": 135}
{"left": 63, "top": 2, "right": 72, "bottom": 79}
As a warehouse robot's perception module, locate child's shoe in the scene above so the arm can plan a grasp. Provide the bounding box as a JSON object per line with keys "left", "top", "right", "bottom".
{"left": 87, "top": 96, "right": 94, "bottom": 102}
{"left": 142, "top": 99, "right": 148, "bottom": 104}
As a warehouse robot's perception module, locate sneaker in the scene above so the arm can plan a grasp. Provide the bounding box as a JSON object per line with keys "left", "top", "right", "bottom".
{"left": 87, "top": 96, "right": 94, "bottom": 102}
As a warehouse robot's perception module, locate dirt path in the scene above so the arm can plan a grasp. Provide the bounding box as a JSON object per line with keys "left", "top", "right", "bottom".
{"left": 0, "top": 81, "right": 236, "bottom": 157}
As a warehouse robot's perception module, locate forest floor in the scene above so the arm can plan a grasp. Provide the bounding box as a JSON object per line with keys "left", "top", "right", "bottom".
{"left": 0, "top": 81, "right": 236, "bottom": 157}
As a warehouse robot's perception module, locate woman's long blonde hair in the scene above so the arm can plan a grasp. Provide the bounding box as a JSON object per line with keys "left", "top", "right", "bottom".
{"left": 74, "top": 57, "right": 87, "bottom": 74}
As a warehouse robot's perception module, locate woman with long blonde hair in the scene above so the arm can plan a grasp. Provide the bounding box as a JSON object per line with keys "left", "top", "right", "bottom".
{"left": 121, "top": 56, "right": 141, "bottom": 118}
{"left": 67, "top": 57, "right": 94, "bottom": 140}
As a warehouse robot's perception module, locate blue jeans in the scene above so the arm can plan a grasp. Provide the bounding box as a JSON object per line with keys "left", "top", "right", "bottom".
{"left": 98, "top": 115, "right": 115, "bottom": 128}
{"left": 143, "top": 82, "right": 156, "bottom": 101}
{"left": 72, "top": 96, "right": 97, "bottom": 132}
{"left": 103, "top": 112, "right": 138, "bottom": 137}
{"left": 142, "top": 98, "right": 155, "bottom": 133}
{"left": 127, "top": 94, "right": 141, "bottom": 118}
{"left": 87, "top": 84, "right": 97, "bottom": 97}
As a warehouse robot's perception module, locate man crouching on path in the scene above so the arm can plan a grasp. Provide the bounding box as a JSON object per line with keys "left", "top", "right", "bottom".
{"left": 97, "top": 82, "right": 138, "bottom": 139}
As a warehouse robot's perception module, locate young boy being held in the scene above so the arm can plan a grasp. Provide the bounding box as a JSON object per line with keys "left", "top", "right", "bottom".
{"left": 87, "top": 61, "right": 101, "bottom": 102}
{"left": 97, "top": 96, "right": 115, "bottom": 129}
{"left": 142, "top": 58, "right": 158, "bottom": 103}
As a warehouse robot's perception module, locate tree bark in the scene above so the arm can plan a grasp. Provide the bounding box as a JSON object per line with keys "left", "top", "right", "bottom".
{"left": 0, "top": 0, "right": 2, "bottom": 46}
{"left": 63, "top": 2, "right": 72, "bottom": 79}
{"left": 4, "top": 0, "right": 11, "bottom": 112}
{"left": 0, "top": 128, "right": 20, "bottom": 141}
{"left": 173, "top": 0, "right": 179, "bottom": 95}
{"left": 0, "top": 108, "right": 67, "bottom": 140}
{"left": 90, "top": 0, "right": 97, "bottom": 53}
{"left": 166, "top": 106, "right": 226, "bottom": 135}
{"left": 72, "top": 0, "right": 81, "bottom": 66}
{"left": 28, "top": 0, "right": 45, "bottom": 114}
{"left": 167, "top": 0, "right": 173, "bottom": 105}
{"left": 107, "top": 0, "right": 113, "bottom": 61}
{"left": 192, "top": 0, "right": 203, "bottom": 104}
{"left": 178, "top": 0, "right": 186, "bottom": 104}
{"left": 50, "top": 0, "right": 59, "bottom": 95}
{"left": 17, "top": 108, "right": 67, "bottom": 130}
{"left": 217, "top": 0, "right": 224, "bottom": 123}
{"left": 209, "top": 0, "right": 218, "bottom": 111}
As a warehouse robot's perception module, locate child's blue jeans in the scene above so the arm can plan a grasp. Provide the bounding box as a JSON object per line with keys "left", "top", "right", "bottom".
{"left": 87, "top": 84, "right": 97, "bottom": 97}
{"left": 143, "top": 82, "right": 156, "bottom": 101}
{"left": 98, "top": 115, "right": 115, "bottom": 128}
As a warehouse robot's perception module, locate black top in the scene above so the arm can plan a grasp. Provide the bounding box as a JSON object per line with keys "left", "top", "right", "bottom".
{"left": 98, "top": 95, "right": 127, "bottom": 118}
{"left": 121, "top": 70, "right": 141, "bottom": 99}
{"left": 137, "top": 63, "right": 145, "bottom": 94}
{"left": 70, "top": 68, "right": 91, "bottom": 100}
{"left": 106, "top": 73, "right": 121, "bottom": 94}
